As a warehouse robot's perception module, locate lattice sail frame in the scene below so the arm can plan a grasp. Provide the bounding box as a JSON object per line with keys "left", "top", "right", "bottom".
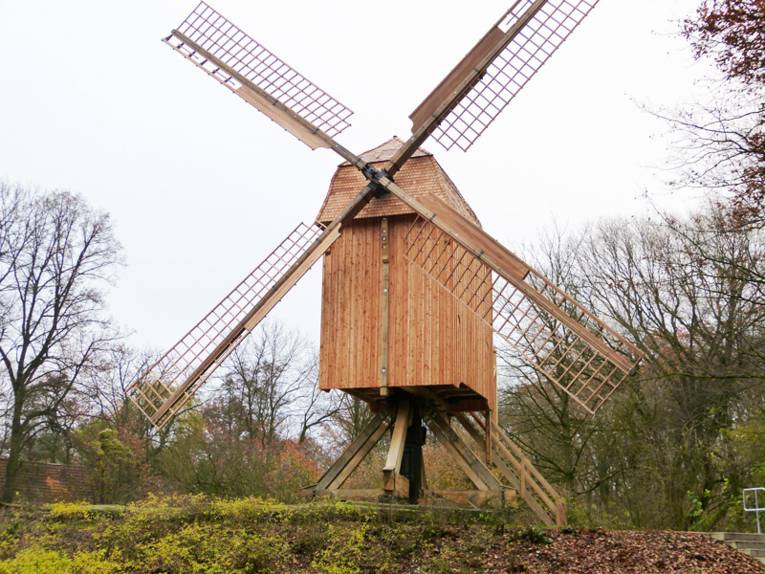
{"left": 127, "top": 222, "right": 323, "bottom": 429}
{"left": 433, "top": 0, "right": 598, "bottom": 152}
{"left": 403, "top": 217, "right": 640, "bottom": 414}
{"left": 165, "top": 1, "right": 353, "bottom": 140}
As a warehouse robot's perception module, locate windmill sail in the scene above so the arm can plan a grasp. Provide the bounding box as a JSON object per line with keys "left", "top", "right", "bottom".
{"left": 391, "top": 0, "right": 598, "bottom": 169}
{"left": 127, "top": 222, "right": 331, "bottom": 429}
{"left": 164, "top": 1, "right": 353, "bottom": 149}
{"left": 395, "top": 193, "right": 641, "bottom": 414}
{"left": 129, "top": 182, "right": 378, "bottom": 431}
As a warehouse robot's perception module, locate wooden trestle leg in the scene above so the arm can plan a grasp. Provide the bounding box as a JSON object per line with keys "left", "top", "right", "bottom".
{"left": 312, "top": 412, "right": 392, "bottom": 492}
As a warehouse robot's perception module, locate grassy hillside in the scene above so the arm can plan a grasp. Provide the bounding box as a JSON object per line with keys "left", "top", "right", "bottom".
{"left": 0, "top": 495, "right": 762, "bottom": 573}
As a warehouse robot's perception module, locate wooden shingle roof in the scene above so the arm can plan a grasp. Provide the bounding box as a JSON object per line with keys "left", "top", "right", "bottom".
{"left": 316, "top": 137, "right": 480, "bottom": 226}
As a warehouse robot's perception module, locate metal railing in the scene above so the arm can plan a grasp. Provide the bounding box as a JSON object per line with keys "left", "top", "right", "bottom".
{"left": 744, "top": 487, "right": 765, "bottom": 534}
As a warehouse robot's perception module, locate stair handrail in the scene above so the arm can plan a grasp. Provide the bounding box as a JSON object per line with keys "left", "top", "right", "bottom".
{"left": 744, "top": 487, "right": 765, "bottom": 534}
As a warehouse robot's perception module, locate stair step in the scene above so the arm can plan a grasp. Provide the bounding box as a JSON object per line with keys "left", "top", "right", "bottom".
{"left": 726, "top": 540, "right": 765, "bottom": 552}
{"left": 719, "top": 532, "right": 765, "bottom": 543}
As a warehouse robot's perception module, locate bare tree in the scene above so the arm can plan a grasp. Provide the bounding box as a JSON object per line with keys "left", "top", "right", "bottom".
{"left": 296, "top": 362, "right": 340, "bottom": 444}
{"left": 575, "top": 210, "right": 765, "bottom": 527}
{"left": 329, "top": 394, "right": 374, "bottom": 446}
{"left": 0, "top": 183, "right": 120, "bottom": 502}
{"left": 669, "top": 0, "right": 765, "bottom": 224}
{"left": 216, "top": 322, "right": 314, "bottom": 447}
{"left": 86, "top": 345, "right": 155, "bottom": 430}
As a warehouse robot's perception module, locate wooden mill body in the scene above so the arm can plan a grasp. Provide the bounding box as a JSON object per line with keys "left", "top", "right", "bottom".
{"left": 316, "top": 139, "right": 496, "bottom": 412}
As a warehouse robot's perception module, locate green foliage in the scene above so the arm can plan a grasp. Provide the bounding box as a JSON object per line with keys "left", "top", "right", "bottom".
{"left": 0, "top": 495, "right": 534, "bottom": 573}
{"left": 73, "top": 422, "right": 143, "bottom": 504}
{"left": 0, "top": 548, "right": 122, "bottom": 574}
{"left": 47, "top": 502, "right": 95, "bottom": 521}
{"left": 311, "top": 524, "right": 367, "bottom": 574}
{"left": 1, "top": 494, "right": 759, "bottom": 572}
{"left": 136, "top": 523, "right": 286, "bottom": 574}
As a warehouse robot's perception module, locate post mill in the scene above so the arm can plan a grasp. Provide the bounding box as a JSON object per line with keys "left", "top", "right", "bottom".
{"left": 128, "top": 0, "right": 643, "bottom": 526}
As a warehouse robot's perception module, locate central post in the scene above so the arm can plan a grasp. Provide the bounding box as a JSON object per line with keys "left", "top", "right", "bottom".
{"left": 383, "top": 399, "right": 427, "bottom": 502}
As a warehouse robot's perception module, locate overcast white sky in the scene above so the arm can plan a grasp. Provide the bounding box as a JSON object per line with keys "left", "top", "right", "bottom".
{"left": 0, "top": 0, "right": 715, "bottom": 352}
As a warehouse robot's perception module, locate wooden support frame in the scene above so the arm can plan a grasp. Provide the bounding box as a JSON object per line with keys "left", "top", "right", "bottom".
{"left": 311, "top": 403, "right": 566, "bottom": 524}
{"left": 311, "top": 398, "right": 509, "bottom": 508}
{"left": 485, "top": 410, "right": 493, "bottom": 466}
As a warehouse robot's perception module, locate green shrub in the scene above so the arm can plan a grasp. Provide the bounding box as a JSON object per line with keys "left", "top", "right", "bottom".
{"left": 0, "top": 548, "right": 122, "bottom": 574}
{"left": 47, "top": 502, "right": 93, "bottom": 521}
{"left": 311, "top": 524, "right": 368, "bottom": 574}
{"left": 135, "top": 523, "right": 285, "bottom": 574}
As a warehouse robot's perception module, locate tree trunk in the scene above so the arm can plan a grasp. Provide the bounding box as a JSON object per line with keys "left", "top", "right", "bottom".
{"left": 2, "top": 397, "right": 25, "bottom": 503}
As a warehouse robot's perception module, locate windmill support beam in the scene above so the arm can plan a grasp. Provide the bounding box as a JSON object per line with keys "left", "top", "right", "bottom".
{"left": 427, "top": 412, "right": 503, "bottom": 492}
{"left": 310, "top": 392, "right": 563, "bottom": 526}
{"left": 313, "top": 412, "right": 392, "bottom": 492}
{"left": 383, "top": 399, "right": 411, "bottom": 496}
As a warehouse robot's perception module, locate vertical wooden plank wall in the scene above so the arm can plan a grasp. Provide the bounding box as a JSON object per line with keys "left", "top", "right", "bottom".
{"left": 319, "top": 215, "right": 495, "bottom": 410}
{"left": 319, "top": 218, "right": 381, "bottom": 390}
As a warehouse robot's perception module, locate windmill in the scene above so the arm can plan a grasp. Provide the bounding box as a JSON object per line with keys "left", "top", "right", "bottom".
{"left": 128, "top": 0, "right": 643, "bottom": 526}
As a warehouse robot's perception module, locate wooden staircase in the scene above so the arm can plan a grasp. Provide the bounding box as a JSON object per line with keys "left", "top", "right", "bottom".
{"left": 454, "top": 413, "right": 566, "bottom": 527}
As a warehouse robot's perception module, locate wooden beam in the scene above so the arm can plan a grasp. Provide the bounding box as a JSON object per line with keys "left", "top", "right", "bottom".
{"left": 327, "top": 416, "right": 391, "bottom": 491}
{"left": 485, "top": 410, "right": 492, "bottom": 466}
{"left": 319, "top": 489, "right": 386, "bottom": 503}
{"left": 383, "top": 400, "right": 411, "bottom": 492}
{"left": 420, "top": 489, "right": 507, "bottom": 508}
{"left": 487, "top": 419, "right": 565, "bottom": 526}
{"left": 427, "top": 412, "right": 502, "bottom": 491}
{"left": 314, "top": 412, "right": 390, "bottom": 492}
{"left": 455, "top": 413, "right": 555, "bottom": 527}
{"left": 318, "top": 488, "right": 509, "bottom": 509}
{"left": 445, "top": 398, "right": 490, "bottom": 413}
{"left": 384, "top": 474, "right": 410, "bottom": 499}
{"left": 378, "top": 218, "right": 390, "bottom": 396}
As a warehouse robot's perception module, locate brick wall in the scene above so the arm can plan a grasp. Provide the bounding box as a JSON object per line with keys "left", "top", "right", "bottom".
{"left": 0, "top": 459, "right": 92, "bottom": 503}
